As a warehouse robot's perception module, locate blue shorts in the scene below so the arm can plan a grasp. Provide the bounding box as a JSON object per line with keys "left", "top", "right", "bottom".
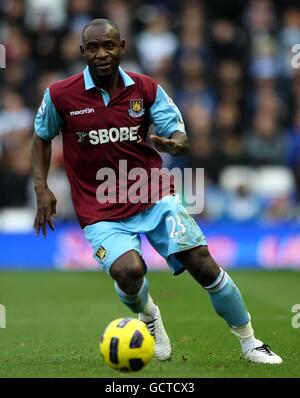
{"left": 84, "top": 194, "right": 207, "bottom": 275}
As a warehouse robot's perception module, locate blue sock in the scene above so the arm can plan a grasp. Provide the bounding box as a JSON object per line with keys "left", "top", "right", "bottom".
{"left": 114, "top": 278, "right": 149, "bottom": 313}
{"left": 205, "top": 269, "right": 250, "bottom": 327}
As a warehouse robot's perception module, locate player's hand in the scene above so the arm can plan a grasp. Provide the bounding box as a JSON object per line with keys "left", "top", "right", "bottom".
{"left": 34, "top": 188, "right": 57, "bottom": 237}
{"left": 150, "top": 134, "right": 187, "bottom": 156}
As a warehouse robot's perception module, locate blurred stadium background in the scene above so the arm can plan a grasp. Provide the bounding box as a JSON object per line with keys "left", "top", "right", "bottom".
{"left": 0, "top": 0, "right": 300, "bottom": 271}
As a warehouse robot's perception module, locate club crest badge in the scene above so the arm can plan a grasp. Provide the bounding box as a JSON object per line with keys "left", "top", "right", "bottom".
{"left": 128, "top": 99, "right": 145, "bottom": 118}
{"left": 96, "top": 246, "right": 107, "bottom": 261}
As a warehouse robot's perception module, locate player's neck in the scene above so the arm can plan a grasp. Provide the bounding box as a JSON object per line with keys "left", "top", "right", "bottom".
{"left": 90, "top": 69, "right": 119, "bottom": 96}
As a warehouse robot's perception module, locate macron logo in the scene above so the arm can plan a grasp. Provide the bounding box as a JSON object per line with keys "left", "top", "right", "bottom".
{"left": 70, "top": 108, "right": 95, "bottom": 116}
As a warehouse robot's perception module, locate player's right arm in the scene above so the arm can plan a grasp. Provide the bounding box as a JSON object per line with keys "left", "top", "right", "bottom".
{"left": 32, "top": 88, "right": 62, "bottom": 237}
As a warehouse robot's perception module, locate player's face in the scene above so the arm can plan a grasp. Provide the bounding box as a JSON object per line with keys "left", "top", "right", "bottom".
{"left": 80, "top": 25, "right": 125, "bottom": 78}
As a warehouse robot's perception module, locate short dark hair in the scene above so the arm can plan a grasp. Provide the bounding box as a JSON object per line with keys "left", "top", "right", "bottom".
{"left": 82, "top": 19, "right": 120, "bottom": 43}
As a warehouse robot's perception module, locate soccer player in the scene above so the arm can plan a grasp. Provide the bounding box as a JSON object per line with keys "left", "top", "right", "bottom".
{"left": 32, "top": 19, "right": 282, "bottom": 364}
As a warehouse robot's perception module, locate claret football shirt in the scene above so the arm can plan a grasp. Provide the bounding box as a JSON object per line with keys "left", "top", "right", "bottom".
{"left": 34, "top": 66, "right": 186, "bottom": 228}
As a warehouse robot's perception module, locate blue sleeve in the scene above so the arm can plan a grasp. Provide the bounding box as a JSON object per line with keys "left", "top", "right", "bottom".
{"left": 34, "top": 88, "right": 63, "bottom": 141}
{"left": 149, "top": 85, "right": 186, "bottom": 138}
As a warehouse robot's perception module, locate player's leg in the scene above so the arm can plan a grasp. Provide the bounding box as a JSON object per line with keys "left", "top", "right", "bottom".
{"left": 84, "top": 219, "right": 171, "bottom": 361}
{"left": 110, "top": 250, "right": 152, "bottom": 313}
{"left": 175, "top": 244, "right": 282, "bottom": 364}
{"left": 110, "top": 250, "right": 171, "bottom": 361}
{"left": 145, "top": 194, "right": 282, "bottom": 364}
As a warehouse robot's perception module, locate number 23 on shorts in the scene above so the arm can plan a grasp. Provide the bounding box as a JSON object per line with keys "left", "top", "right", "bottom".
{"left": 167, "top": 215, "right": 186, "bottom": 238}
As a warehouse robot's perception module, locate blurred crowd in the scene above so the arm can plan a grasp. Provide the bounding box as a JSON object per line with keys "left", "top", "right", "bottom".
{"left": 1, "top": 0, "right": 300, "bottom": 225}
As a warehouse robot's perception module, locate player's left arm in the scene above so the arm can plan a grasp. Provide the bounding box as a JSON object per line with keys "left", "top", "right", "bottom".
{"left": 149, "top": 85, "right": 189, "bottom": 156}
{"left": 150, "top": 131, "right": 189, "bottom": 156}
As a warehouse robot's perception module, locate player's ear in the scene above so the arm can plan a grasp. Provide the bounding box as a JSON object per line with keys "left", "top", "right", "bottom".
{"left": 80, "top": 44, "right": 88, "bottom": 62}
{"left": 120, "top": 39, "right": 126, "bottom": 55}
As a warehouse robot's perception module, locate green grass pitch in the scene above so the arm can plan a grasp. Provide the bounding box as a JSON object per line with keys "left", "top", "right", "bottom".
{"left": 0, "top": 270, "right": 299, "bottom": 378}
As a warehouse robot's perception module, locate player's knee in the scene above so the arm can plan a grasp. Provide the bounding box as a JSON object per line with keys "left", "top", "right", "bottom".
{"left": 177, "top": 245, "right": 220, "bottom": 286}
{"left": 193, "top": 246, "right": 216, "bottom": 272}
{"left": 110, "top": 254, "right": 145, "bottom": 288}
{"left": 124, "top": 262, "right": 145, "bottom": 283}
{"left": 114, "top": 263, "right": 145, "bottom": 295}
